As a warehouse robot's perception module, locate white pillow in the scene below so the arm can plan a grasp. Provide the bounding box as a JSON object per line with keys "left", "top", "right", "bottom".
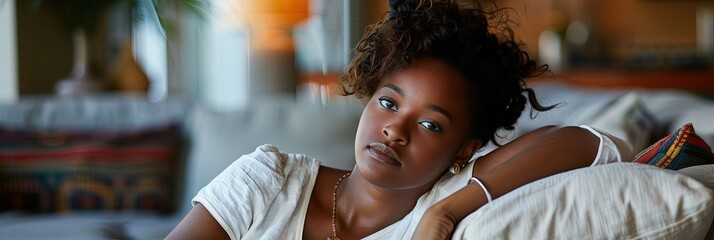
{"left": 453, "top": 163, "right": 714, "bottom": 240}
{"left": 512, "top": 81, "right": 624, "bottom": 135}
{"left": 679, "top": 164, "right": 714, "bottom": 189}
{"left": 678, "top": 164, "right": 714, "bottom": 240}
{"left": 565, "top": 92, "right": 657, "bottom": 153}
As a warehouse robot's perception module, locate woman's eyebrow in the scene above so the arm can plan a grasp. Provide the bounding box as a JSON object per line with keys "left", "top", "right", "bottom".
{"left": 385, "top": 83, "right": 452, "bottom": 122}
{"left": 426, "top": 104, "right": 453, "bottom": 122}
{"left": 384, "top": 83, "right": 403, "bottom": 96}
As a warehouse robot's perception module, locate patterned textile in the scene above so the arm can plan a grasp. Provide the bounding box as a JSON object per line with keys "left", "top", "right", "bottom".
{"left": 0, "top": 125, "right": 179, "bottom": 213}
{"left": 634, "top": 123, "right": 714, "bottom": 170}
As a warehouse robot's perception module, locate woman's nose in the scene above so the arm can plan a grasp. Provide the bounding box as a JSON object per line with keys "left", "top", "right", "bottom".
{"left": 382, "top": 122, "right": 409, "bottom": 145}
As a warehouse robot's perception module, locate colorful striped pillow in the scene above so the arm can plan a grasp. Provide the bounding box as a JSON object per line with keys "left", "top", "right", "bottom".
{"left": 0, "top": 125, "right": 180, "bottom": 213}
{"left": 633, "top": 123, "right": 714, "bottom": 170}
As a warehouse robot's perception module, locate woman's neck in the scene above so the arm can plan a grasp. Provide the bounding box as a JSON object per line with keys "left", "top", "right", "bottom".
{"left": 335, "top": 170, "right": 434, "bottom": 238}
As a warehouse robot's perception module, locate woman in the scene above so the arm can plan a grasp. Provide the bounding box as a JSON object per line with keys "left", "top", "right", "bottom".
{"left": 168, "top": 0, "right": 607, "bottom": 239}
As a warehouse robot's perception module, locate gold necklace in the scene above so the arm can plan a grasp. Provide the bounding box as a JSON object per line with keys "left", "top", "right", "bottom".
{"left": 328, "top": 172, "right": 351, "bottom": 240}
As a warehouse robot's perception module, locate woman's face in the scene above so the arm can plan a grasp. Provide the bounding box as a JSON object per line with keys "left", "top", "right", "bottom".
{"left": 354, "top": 58, "right": 479, "bottom": 191}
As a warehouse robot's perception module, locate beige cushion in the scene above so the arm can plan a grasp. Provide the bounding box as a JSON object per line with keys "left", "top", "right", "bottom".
{"left": 670, "top": 105, "right": 714, "bottom": 148}
{"left": 565, "top": 92, "right": 657, "bottom": 153}
{"left": 679, "top": 165, "right": 714, "bottom": 188}
{"left": 181, "top": 99, "right": 363, "bottom": 214}
{"left": 453, "top": 162, "right": 714, "bottom": 239}
{"left": 679, "top": 164, "right": 714, "bottom": 240}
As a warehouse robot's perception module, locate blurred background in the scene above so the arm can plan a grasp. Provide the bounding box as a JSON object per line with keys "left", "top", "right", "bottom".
{"left": 1, "top": 0, "right": 714, "bottom": 239}
{"left": 1, "top": 0, "right": 713, "bottom": 107}
{"left": 0, "top": 0, "right": 386, "bottom": 108}
{"left": 502, "top": 0, "right": 714, "bottom": 92}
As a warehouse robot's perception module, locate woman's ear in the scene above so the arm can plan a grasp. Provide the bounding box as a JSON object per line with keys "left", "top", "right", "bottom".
{"left": 455, "top": 139, "right": 482, "bottom": 165}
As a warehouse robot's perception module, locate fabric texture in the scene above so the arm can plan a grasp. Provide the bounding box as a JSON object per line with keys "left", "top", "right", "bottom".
{"left": 634, "top": 123, "right": 714, "bottom": 170}
{"left": 191, "top": 144, "right": 321, "bottom": 240}
{"left": 0, "top": 124, "right": 179, "bottom": 213}
{"left": 452, "top": 162, "right": 714, "bottom": 240}
{"left": 678, "top": 164, "right": 714, "bottom": 240}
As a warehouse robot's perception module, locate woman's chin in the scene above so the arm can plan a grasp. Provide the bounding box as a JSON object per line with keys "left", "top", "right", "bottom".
{"left": 355, "top": 158, "right": 401, "bottom": 189}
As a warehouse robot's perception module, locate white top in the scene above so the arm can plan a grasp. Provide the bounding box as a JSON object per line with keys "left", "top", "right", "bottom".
{"left": 192, "top": 125, "right": 631, "bottom": 239}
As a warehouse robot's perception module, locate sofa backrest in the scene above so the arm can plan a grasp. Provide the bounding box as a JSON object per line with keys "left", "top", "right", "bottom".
{"left": 180, "top": 97, "right": 363, "bottom": 214}
{"left": 0, "top": 94, "right": 191, "bottom": 131}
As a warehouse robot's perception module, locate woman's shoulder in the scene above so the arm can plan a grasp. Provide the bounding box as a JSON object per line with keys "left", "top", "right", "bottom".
{"left": 196, "top": 144, "right": 322, "bottom": 209}
{"left": 234, "top": 144, "right": 322, "bottom": 173}
{"left": 192, "top": 144, "right": 323, "bottom": 238}
{"left": 204, "top": 144, "right": 321, "bottom": 191}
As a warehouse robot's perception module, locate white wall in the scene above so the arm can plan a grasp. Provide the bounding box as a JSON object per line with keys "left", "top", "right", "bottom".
{"left": 197, "top": 0, "right": 250, "bottom": 111}
{"left": 0, "top": 0, "right": 17, "bottom": 102}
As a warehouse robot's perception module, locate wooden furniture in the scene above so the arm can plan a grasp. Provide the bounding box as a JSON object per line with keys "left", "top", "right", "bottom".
{"left": 535, "top": 70, "right": 714, "bottom": 93}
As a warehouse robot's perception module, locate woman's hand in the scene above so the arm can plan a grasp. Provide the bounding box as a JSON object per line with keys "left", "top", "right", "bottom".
{"left": 413, "top": 205, "right": 459, "bottom": 240}
{"left": 412, "top": 126, "right": 600, "bottom": 240}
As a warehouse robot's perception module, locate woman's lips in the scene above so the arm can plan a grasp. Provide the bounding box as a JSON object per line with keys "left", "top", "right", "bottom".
{"left": 367, "top": 143, "right": 401, "bottom": 166}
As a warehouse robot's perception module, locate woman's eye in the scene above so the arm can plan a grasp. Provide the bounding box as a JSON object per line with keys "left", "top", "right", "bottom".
{"left": 419, "top": 121, "right": 443, "bottom": 132}
{"left": 379, "top": 98, "right": 397, "bottom": 111}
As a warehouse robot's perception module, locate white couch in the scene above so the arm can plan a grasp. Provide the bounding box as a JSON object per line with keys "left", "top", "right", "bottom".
{"left": 0, "top": 80, "right": 713, "bottom": 239}
{"left": 0, "top": 94, "right": 364, "bottom": 239}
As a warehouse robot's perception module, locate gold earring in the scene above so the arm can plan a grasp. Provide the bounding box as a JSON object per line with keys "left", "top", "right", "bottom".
{"left": 449, "top": 162, "right": 461, "bottom": 174}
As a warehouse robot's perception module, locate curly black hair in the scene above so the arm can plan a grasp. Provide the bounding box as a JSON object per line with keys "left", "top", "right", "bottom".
{"left": 339, "top": 0, "right": 553, "bottom": 146}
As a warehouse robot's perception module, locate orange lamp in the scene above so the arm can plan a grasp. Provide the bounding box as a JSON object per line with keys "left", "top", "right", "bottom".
{"left": 249, "top": 0, "right": 309, "bottom": 28}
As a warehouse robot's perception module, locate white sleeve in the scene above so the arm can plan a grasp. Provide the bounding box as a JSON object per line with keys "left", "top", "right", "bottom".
{"left": 191, "top": 144, "right": 287, "bottom": 240}
{"left": 579, "top": 125, "right": 635, "bottom": 166}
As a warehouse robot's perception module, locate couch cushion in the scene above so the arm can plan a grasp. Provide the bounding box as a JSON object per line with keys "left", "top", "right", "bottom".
{"left": 678, "top": 164, "right": 714, "bottom": 240}
{"left": 0, "top": 124, "right": 181, "bottom": 213}
{"left": 564, "top": 92, "right": 658, "bottom": 153}
{"left": 639, "top": 90, "right": 714, "bottom": 146}
{"left": 511, "top": 81, "right": 625, "bottom": 137}
{"left": 452, "top": 162, "right": 714, "bottom": 239}
{"left": 181, "top": 99, "right": 363, "bottom": 214}
{"left": 634, "top": 123, "right": 714, "bottom": 170}
{"left": 669, "top": 104, "right": 714, "bottom": 148}
{"left": 0, "top": 95, "right": 192, "bottom": 214}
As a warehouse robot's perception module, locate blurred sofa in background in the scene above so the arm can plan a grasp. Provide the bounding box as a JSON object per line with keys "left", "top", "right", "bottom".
{"left": 0, "top": 94, "right": 363, "bottom": 239}
{"left": 1, "top": 79, "right": 714, "bottom": 239}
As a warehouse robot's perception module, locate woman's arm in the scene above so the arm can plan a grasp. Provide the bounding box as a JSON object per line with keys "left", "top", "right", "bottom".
{"left": 166, "top": 203, "right": 229, "bottom": 240}
{"left": 413, "top": 126, "right": 600, "bottom": 239}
